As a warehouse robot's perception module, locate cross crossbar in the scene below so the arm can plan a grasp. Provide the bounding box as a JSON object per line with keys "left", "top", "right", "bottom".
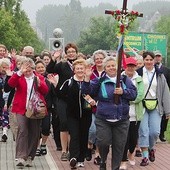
{"left": 105, "top": 0, "right": 143, "bottom": 106}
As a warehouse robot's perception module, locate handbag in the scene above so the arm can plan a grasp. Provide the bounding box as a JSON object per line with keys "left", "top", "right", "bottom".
{"left": 142, "top": 98, "right": 158, "bottom": 111}
{"left": 25, "top": 76, "right": 47, "bottom": 119}
{"left": 142, "top": 71, "right": 158, "bottom": 111}
{"left": 82, "top": 94, "right": 93, "bottom": 110}
{"left": 83, "top": 100, "right": 92, "bottom": 110}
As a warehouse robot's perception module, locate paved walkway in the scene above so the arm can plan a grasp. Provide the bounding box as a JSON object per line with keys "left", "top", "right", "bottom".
{"left": 1, "top": 129, "right": 170, "bottom": 170}
{"left": 0, "top": 130, "right": 58, "bottom": 170}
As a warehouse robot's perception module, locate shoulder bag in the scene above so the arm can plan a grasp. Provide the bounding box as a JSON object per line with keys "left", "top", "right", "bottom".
{"left": 25, "top": 76, "right": 47, "bottom": 119}
{"left": 142, "top": 71, "right": 158, "bottom": 111}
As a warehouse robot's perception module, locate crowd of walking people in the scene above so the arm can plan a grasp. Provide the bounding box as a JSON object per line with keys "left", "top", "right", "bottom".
{"left": 0, "top": 42, "right": 170, "bottom": 170}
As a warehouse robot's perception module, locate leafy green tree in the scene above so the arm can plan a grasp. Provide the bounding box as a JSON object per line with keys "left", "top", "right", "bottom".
{"left": 133, "top": 1, "right": 170, "bottom": 17}
{"left": 133, "top": 1, "right": 170, "bottom": 31}
{"left": 36, "top": 1, "right": 115, "bottom": 46}
{"left": 0, "top": 9, "right": 21, "bottom": 49}
{"left": 69, "top": 0, "right": 81, "bottom": 12}
{"left": 13, "top": 7, "right": 44, "bottom": 52}
{"left": 155, "top": 15, "right": 170, "bottom": 66}
{"left": 61, "top": 0, "right": 84, "bottom": 43}
{"left": 77, "top": 16, "right": 139, "bottom": 55}
{"left": 3, "top": 0, "right": 17, "bottom": 13}
{"left": 77, "top": 16, "right": 118, "bottom": 55}
{"left": 0, "top": 0, "right": 44, "bottom": 53}
{"left": 36, "top": 4, "right": 66, "bottom": 45}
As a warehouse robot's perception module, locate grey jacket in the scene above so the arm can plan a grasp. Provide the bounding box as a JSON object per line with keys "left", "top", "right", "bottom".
{"left": 157, "top": 74, "right": 170, "bottom": 116}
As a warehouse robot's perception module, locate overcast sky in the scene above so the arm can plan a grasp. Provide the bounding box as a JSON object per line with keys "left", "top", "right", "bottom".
{"left": 21, "top": 0, "right": 169, "bottom": 23}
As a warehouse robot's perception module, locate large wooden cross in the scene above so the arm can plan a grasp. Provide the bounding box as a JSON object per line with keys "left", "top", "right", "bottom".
{"left": 105, "top": 0, "right": 143, "bottom": 105}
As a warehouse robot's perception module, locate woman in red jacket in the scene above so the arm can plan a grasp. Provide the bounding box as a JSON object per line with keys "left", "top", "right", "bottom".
{"left": 8, "top": 57, "right": 48, "bottom": 168}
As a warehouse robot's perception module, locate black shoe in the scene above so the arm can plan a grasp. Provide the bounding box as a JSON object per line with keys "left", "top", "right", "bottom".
{"left": 86, "top": 148, "right": 92, "bottom": 161}
{"left": 70, "top": 158, "right": 77, "bottom": 169}
{"left": 40, "top": 145, "right": 47, "bottom": 155}
{"left": 35, "top": 149, "right": 41, "bottom": 156}
{"left": 140, "top": 157, "right": 149, "bottom": 166}
{"left": 159, "top": 135, "right": 166, "bottom": 142}
{"left": 135, "top": 149, "right": 142, "bottom": 157}
{"left": 61, "top": 152, "right": 68, "bottom": 161}
{"left": 149, "top": 149, "right": 155, "bottom": 162}
{"left": 1, "top": 134, "right": 8, "bottom": 142}
{"left": 100, "top": 162, "right": 106, "bottom": 170}
{"left": 94, "top": 156, "right": 101, "bottom": 165}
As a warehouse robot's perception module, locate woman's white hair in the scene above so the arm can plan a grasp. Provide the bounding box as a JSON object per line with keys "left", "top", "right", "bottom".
{"left": 92, "top": 49, "right": 108, "bottom": 61}
{"left": 0, "top": 58, "right": 11, "bottom": 66}
{"left": 16, "top": 55, "right": 27, "bottom": 63}
{"left": 86, "top": 58, "right": 94, "bottom": 66}
{"left": 21, "top": 57, "right": 35, "bottom": 69}
{"left": 102, "top": 56, "right": 117, "bottom": 69}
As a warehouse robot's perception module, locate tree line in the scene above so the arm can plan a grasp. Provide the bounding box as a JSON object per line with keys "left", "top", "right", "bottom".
{"left": 0, "top": 0, "right": 44, "bottom": 53}
{"left": 36, "top": 0, "right": 170, "bottom": 64}
{"left": 36, "top": 0, "right": 116, "bottom": 46}
{"left": 1, "top": 0, "right": 170, "bottom": 66}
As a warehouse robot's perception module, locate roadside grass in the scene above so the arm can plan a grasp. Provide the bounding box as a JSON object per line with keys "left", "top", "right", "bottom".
{"left": 165, "top": 121, "right": 170, "bottom": 143}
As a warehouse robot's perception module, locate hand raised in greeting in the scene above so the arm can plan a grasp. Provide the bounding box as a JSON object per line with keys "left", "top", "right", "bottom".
{"left": 20, "top": 62, "right": 31, "bottom": 74}
{"left": 47, "top": 74, "right": 59, "bottom": 87}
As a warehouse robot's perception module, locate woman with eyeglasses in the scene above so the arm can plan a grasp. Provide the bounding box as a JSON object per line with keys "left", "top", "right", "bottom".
{"left": 46, "top": 43, "right": 78, "bottom": 161}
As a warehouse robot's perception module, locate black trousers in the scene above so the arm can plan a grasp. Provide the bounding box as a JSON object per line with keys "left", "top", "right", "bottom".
{"left": 68, "top": 114, "right": 92, "bottom": 162}
{"left": 51, "top": 96, "right": 61, "bottom": 148}
{"left": 160, "top": 114, "right": 169, "bottom": 137}
{"left": 41, "top": 113, "right": 51, "bottom": 136}
{"left": 122, "top": 121, "right": 140, "bottom": 161}
{"left": 51, "top": 112, "right": 61, "bottom": 148}
{"left": 56, "top": 99, "right": 68, "bottom": 131}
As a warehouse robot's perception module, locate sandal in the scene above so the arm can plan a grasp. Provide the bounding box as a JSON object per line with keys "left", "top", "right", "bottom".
{"left": 40, "top": 145, "right": 47, "bottom": 155}
{"left": 35, "top": 149, "right": 41, "bottom": 156}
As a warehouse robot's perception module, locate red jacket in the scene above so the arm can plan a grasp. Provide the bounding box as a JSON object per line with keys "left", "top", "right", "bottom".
{"left": 8, "top": 72, "right": 48, "bottom": 115}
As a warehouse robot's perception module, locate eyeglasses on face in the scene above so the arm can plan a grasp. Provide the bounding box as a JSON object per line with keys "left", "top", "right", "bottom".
{"left": 67, "top": 50, "right": 76, "bottom": 54}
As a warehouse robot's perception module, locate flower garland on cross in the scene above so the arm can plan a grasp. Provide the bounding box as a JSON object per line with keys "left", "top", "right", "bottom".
{"left": 105, "top": 9, "right": 143, "bottom": 35}
{"left": 105, "top": 1, "right": 143, "bottom": 105}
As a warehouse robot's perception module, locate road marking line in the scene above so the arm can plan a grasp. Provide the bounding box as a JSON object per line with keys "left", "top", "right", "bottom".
{"left": 45, "top": 146, "right": 59, "bottom": 170}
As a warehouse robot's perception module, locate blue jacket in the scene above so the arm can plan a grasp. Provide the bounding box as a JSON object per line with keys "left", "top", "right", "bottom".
{"left": 82, "top": 75, "right": 137, "bottom": 120}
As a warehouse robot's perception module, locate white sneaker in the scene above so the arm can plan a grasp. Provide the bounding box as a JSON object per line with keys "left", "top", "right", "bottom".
{"left": 77, "top": 162, "right": 84, "bottom": 167}
{"left": 129, "top": 159, "right": 135, "bottom": 166}
{"left": 16, "top": 158, "right": 25, "bottom": 167}
{"left": 25, "top": 156, "right": 33, "bottom": 167}
{"left": 128, "top": 152, "right": 136, "bottom": 165}
{"left": 119, "top": 161, "right": 127, "bottom": 170}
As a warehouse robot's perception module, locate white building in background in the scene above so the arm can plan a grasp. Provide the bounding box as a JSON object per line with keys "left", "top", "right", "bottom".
{"left": 139, "top": 11, "right": 161, "bottom": 32}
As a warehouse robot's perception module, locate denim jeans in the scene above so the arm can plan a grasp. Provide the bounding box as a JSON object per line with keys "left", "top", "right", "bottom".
{"left": 88, "top": 114, "right": 96, "bottom": 144}
{"left": 138, "top": 109, "right": 161, "bottom": 149}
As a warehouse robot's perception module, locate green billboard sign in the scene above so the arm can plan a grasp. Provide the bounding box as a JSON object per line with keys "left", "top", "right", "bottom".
{"left": 124, "top": 32, "right": 167, "bottom": 57}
